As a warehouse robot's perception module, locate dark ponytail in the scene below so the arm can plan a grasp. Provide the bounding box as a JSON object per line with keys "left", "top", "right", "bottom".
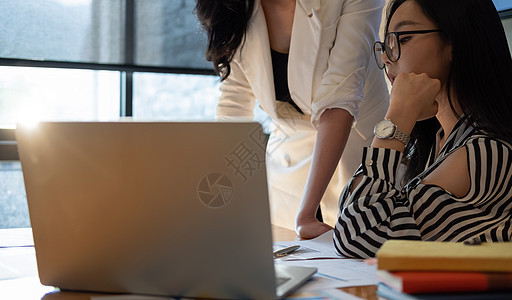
{"left": 195, "top": 0, "right": 255, "bottom": 81}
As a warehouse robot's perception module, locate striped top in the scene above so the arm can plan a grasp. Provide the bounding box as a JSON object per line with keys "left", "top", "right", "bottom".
{"left": 334, "top": 118, "right": 512, "bottom": 258}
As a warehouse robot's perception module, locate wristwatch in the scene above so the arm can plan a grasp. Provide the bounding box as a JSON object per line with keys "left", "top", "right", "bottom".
{"left": 374, "top": 119, "right": 410, "bottom": 144}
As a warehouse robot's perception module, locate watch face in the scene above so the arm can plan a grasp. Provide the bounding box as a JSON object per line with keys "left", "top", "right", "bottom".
{"left": 375, "top": 119, "right": 395, "bottom": 138}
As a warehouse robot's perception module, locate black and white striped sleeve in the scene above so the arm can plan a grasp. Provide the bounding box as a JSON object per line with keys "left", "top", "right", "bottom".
{"left": 334, "top": 147, "right": 421, "bottom": 258}
{"left": 333, "top": 137, "right": 512, "bottom": 259}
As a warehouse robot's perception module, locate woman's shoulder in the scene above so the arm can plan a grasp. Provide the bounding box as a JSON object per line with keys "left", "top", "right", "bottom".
{"left": 465, "top": 132, "right": 512, "bottom": 153}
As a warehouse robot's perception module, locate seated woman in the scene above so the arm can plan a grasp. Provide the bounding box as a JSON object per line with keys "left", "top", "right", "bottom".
{"left": 334, "top": 0, "right": 512, "bottom": 258}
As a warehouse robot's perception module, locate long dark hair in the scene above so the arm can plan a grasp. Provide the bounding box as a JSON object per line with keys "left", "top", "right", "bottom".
{"left": 195, "top": 0, "right": 255, "bottom": 81}
{"left": 385, "top": 0, "right": 512, "bottom": 183}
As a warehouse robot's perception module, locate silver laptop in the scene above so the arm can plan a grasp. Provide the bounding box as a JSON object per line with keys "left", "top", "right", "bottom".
{"left": 16, "top": 121, "right": 316, "bottom": 299}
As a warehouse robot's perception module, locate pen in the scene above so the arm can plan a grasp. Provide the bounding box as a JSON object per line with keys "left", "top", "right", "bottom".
{"left": 273, "top": 245, "right": 300, "bottom": 258}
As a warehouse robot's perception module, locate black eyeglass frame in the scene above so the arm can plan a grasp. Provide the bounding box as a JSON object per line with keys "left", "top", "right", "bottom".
{"left": 373, "top": 29, "right": 442, "bottom": 69}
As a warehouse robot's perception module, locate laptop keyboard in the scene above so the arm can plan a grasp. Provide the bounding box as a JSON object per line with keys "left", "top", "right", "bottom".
{"left": 276, "top": 276, "right": 291, "bottom": 287}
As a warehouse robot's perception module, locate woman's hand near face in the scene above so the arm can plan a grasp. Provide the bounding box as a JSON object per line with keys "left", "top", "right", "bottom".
{"left": 386, "top": 73, "right": 441, "bottom": 125}
{"left": 372, "top": 73, "right": 441, "bottom": 152}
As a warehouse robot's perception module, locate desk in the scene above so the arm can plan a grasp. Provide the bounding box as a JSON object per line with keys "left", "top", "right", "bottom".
{"left": 271, "top": 226, "right": 378, "bottom": 300}
{"left": 1, "top": 227, "right": 378, "bottom": 299}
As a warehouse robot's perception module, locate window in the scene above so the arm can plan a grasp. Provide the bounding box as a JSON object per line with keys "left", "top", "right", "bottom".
{"left": 0, "top": 0, "right": 210, "bottom": 68}
{"left": 0, "top": 0, "right": 219, "bottom": 228}
{"left": 0, "top": 67, "right": 120, "bottom": 127}
{"left": 494, "top": 0, "right": 512, "bottom": 12}
{"left": 133, "top": 73, "right": 219, "bottom": 121}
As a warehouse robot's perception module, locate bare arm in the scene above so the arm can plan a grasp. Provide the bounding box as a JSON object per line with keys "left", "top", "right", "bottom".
{"left": 295, "top": 108, "right": 353, "bottom": 238}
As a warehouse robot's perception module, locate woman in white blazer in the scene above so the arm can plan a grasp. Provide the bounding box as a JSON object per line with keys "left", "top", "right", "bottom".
{"left": 196, "top": 0, "right": 389, "bottom": 238}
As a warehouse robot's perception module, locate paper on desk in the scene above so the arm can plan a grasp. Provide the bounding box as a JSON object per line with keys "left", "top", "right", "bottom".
{"left": 274, "top": 230, "right": 341, "bottom": 260}
{"left": 0, "top": 276, "right": 55, "bottom": 299}
{"left": 277, "top": 258, "right": 377, "bottom": 290}
{"left": 0, "top": 228, "right": 34, "bottom": 248}
{"left": 0, "top": 247, "right": 39, "bottom": 280}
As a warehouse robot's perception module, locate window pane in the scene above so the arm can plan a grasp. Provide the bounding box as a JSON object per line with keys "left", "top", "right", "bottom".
{"left": 0, "top": 66, "right": 120, "bottom": 128}
{"left": 135, "top": 0, "right": 210, "bottom": 69}
{"left": 494, "top": 0, "right": 512, "bottom": 11}
{"left": 0, "top": 0, "right": 124, "bottom": 64}
{"left": 0, "top": 162, "right": 29, "bottom": 228}
{"left": 133, "top": 73, "right": 273, "bottom": 133}
{"left": 133, "top": 73, "right": 220, "bottom": 120}
{"left": 0, "top": 0, "right": 211, "bottom": 69}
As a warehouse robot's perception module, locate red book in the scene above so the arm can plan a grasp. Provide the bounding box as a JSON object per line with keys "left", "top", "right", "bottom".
{"left": 377, "top": 270, "right": 512, "bottom": 294}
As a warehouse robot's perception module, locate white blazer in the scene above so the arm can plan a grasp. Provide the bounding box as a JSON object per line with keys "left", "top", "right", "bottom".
{"left": 217, "top": 0, "right": 390, "bottom": 229}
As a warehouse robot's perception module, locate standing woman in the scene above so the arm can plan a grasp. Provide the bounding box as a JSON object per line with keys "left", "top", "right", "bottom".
{"left": 195, "top": 0, "right": 389, "bottom": 238}
{"left": 335, "top": 0, "right": 512, "bottom": 258}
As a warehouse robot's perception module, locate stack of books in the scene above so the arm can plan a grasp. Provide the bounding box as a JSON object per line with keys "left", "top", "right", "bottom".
{"left": 375, "top": 240, "right": 512, "bottom": 299}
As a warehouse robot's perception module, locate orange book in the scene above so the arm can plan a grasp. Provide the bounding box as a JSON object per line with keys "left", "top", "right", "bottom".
{"left": 376, "top": 240, "right": 512, "bottom": 272}
{"left": 377, "top": 270, "right": 512, "bottom": 294}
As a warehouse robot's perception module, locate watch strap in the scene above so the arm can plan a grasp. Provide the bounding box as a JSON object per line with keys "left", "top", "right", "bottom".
{"left": 392, "top": 126, "right": 410, "bottom": 144}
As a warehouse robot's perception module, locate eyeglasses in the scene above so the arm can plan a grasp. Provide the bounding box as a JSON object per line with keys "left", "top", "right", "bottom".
{"left": 373, "top": 29, "right": 442, "bottom": 69}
